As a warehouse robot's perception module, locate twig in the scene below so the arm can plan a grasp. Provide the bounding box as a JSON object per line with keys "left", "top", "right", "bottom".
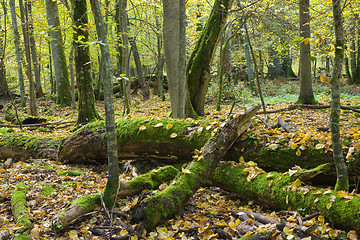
{"left": 99, "top": 192, "right": 112, "bottom": 225}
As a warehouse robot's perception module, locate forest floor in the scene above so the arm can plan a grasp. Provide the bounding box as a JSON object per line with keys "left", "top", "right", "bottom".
{"left": 0, "top": 80, "right": 360, "bottom": 239}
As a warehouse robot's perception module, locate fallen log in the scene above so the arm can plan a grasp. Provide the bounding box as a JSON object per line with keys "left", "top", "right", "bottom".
{"left": 257, "top": 104, "right": 360, "bottom": 114}
{"left": 11, "top": 183, "right": 31, "bottom": 240}
{"left": 52, "top": 165, "right": 179, "bottom": 231}
{"left": 211, "top": 162, "right": 360, "bottom": 231}
{"left": 129, "top": 105, "right": 260, "bottom": 231}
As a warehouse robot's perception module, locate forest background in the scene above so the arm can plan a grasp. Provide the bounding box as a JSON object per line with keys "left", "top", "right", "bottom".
{"left": 0, "top": 0, "right": 360, "bottom": 239}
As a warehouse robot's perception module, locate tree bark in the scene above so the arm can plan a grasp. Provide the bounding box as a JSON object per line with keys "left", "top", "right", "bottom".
{"left": 297, "top": 0, "right": 316, "bottom": 104}
{"left": 72, "top": 0, "right": 100, "bottom": 124}
{"left": 90, "top": 0, "right": 119, "bottom": 209}
{"left": 45, "top": 0, "right": 72, "bottom": 106}
{"left": 129, "top": 105, "right": 259, "bottom": 230}
{"left": 186, "top": 0, "right": 234, "bottom": 116}
{"left": 162, "top": 0, "right": 187, "bottom": 118}
{"left": 27, "top": 1, "right": 44, "bottom": 97}
{"left": 211, "top": 163, "right": 360, "bottom": 231}
{"left": 9, "top": 0, "right": 25, "bottom": 106}
{"left": 130, "top": 38, "right": 149, "bottom": 101}
{"left": 19, "top": 0, "right": 37, "bottom": 116}
{"left": 330, "top": 0, "right": 349, "bottom": 191}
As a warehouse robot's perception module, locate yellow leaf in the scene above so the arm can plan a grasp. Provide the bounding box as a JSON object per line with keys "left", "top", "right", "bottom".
{"left": 166, "top": 123, "right": 173, "bottom": 130}
{"left": 239, "top": 156, "right": 246, "bottom": 165}
{"left": 296, "top": 148, "right": 301, "bottom": 156}
{"left": 290, "top": 178, "right": 302, "bottom": 191}
{"left": 229, "top": 221, "right": 237, "bottom": 231}
{"left": 200, "top": 217, "right": 207, "bottom": 226}
{"left": 139, "top": 125, "right": 146, "bottom": 131}
{"left": 318, "top": 215, "right": 325, "bottom": 224}
{"left": 154, "top": 122, "right": 163, "bottom": 128}
{"left": 320, "top": 74, "right": 331, "bottom": 83}
{"left": 291, "top": 143, "right": 298, "bottom": 150}
{"left": 337, "top": 190, "right": 347, "bottom": 198}
{"left": 286, "top": 195, "right": 289, "bottom": 204}
{"left": 182, "top": 167, "right": 191, "bottom": 174}
{"left": 315, "top": 143, "right": 325, "bottom": 149}
{"left": 314, "top": 198, "right": 319, "bottom": 203}
{"left": 347, "top": 230, "right": 358, "bottom": 240}
{"left": 283, "top": 226, "right": 293, "bottom": 235}
{"left": 268, "top": 143, "right": 279, "bottom": 150}
{"left": 303, "top": 38, "right": 310, "bottom": 45}
{"left": 244, "top": 232, "right": 253, "bottom": 237}
{"left": 170, "top": 133, "right": 177, "bottom": 138}
{"left": 120, "top": 229, "right": 128, "bottom": 235}
{"left": 247, "top": 161, "right": 257, "bottom": 167}
{"left": 326, "top": 202, "right": 332, "bottom": 209}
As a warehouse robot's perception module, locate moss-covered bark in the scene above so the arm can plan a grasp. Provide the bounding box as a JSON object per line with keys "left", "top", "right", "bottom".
{"left": 129, "top": 106, "right": 259, "bottom": 230}
{"left": 11, "top": 183, "right": 31, "bottom": 240}
{"left": 52, "top": 193, "right": 100, "bottom": 232}
{"left": 186, "top": 0, "right": 234, "bottom": 116}
{"left": 52, "top": 165, "right": 179, "bottom": 231}
{"left": 211, "top": 163, "right": 360, "bottom": 231}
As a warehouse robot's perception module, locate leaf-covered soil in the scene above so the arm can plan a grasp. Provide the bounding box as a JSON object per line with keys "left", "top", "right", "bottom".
{"left": 0, "top": 80, "right": 360, "bottom": 239}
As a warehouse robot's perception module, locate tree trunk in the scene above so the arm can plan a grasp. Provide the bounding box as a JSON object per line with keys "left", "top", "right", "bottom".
{"left": 154, "top": 6, "right": 165, "bottom": 101}
{"left": 129, "top": 105, "right": 259, "bottom": 231}
{"left": 0, "top": 4, "right": 9, "bottom": 99}
{"left": 90, "top": 0, "right": 119, "bottom": 209}
{"left": 72, "top": 0, "right": 100, "bottom": 124}
{"left": 244, "top": 27, "right": 255, "bottom": 91}
{"left": 130, "top": 38, "right": 149, "bottom": 101}
{"left": 27, "top": 1, "right": 44, "bottom": 97}
{"left": 330, "top": 0, "right": 349, "bottom": 191}
{"left": 19, "top": 0, "right": 37, "bottom": 116}
{"left": 211, "top": 163, "right": 360, "bottom": 231}
{"left": 69, "top": 44, "right": 76, "bottom": 108}
{"left": 162, "top": 0, "right": 187, "bottom": 118}
{"left": 186, "top": 0, "right": 234, "bottom": 116}
{"left": 297, "top": 0, "right": 316, "bottom": 104}
{"left": 45, "top": 0, "right": 72, "bottom": 106}
{"left": 115, "top": 0, "right": 130, "bottom": 114}
{"left": 9, "top": 0, "right": 25, "bottom": 106}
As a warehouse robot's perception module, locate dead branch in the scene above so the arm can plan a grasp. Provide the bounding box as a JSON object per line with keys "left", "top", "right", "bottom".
{"left": 257, "top": 104, "right": 360, "bottom": 114}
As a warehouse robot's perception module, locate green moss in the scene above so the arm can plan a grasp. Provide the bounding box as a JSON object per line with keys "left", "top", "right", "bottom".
{"left": 11, "top": 183, "right": 31, "bottom": 239}
{"left": 212, "top": 163, "right": 360, "bottom": 230}
{"left": 57, "top": 170, "right": 85, "bottom": 176}
{"left": 70, "top": 193, "right": 100, "bottom": 213}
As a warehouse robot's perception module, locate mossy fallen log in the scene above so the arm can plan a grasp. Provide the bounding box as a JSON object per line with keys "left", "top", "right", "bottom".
{"left": 211, "top": 162, "right": 360, "bottom": 231}
{"left": 52, "top": 165, "right": 179, "bottom": 231}
{"left": 129, "top": 105, "right": 260, "bottom": 231}
{"left": 11, "top": 183, "right": 31, "bottom": 240}
{"left": 58, "top": 117, "right": 215, "bottom": 164}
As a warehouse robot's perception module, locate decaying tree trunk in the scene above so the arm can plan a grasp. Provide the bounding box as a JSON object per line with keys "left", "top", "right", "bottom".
{"left": 52, "top": 165, "right": 179, "bottom": 231}
{"left": 129, "top": 105, "right": 260, "bottom": 230}
{"left": 11, "top": 183, "right": 31, "bottom": 239}
{"left": 211, "top": 163, "right": 360, "bottom": 231}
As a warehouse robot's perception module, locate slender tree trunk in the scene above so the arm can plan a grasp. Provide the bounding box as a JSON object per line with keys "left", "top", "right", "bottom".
{"left": 330, "top": 0, "right": 349, "bottom": 191}
{"left": 297, "top": 0, "right": 316, "bottom": 104}
{"left": 72, "top": 0, "right": 99, "bottom": 123}
{"left": 154, "top": 5, "right": 165, "bottom": 101}
{"left": 186, "top": 0, "right": 234, "bottom": 116}
{"left": 163, "top": 0, "right": 187, "bottom": 118}
{"left": 115, "top": 0, "right": 130, "bottom": 114}
{"left": 244, "top": 25, "right": 255, "bottom": 91}
{"left": 89, "top": 0, "right": 119, "bottom": 209}
{"left": 9, "top": 0, "right": 25, "bottom": 106}
{"left": 0, "top": 4, "right": 9, "bottom": 98}
{"left": 130, "top": 38, "right": 149, "bottom": 100}
{"left": 69, "top": 44, "right": 76, "bottom": 108}
{"left": 45, "top": 0, "right": 72, "bottom": 106}
{"left": 19, "top": 0, "right": 37, "bottom": 116}
{"left": 27, "top": 1, "right": 43, "bottom": 97}
{"left": 48, "top": 41, "right": 55, "bottom": 94}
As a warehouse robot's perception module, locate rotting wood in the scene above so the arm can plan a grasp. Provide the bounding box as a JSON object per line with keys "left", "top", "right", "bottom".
{"left": 52, "top": 165, "right": 179, "bottom": 231}
{"left": 129, "top": 105, "right": 260, "bottom": 231}
{"left": 211, "top": 162, "right": 360, "bottom": 231}
{"left": 11, "top": 183, "right": 31, "bottom": 240}
{"left": 0, "top": 120, "right": 76, "bottom": 128}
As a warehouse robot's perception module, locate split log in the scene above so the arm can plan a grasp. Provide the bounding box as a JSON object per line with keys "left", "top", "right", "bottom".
{"left": 211, "top": 162, "right": 360, "bottom": 231}
{"left": 129, "top": 105, "right": 260, "bottom": 230}
{"left": 52, "top": 165, "right": 179, "bottom": 231}
{"left": 11, "top": 183, "right": 31, "bottom": 240}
